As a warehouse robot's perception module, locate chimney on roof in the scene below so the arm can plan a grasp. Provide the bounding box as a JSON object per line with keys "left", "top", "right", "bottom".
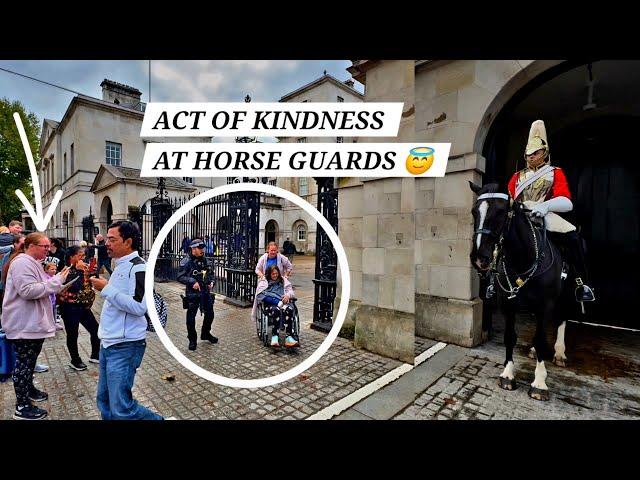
{"left": 344, "top": 79, "right": 355, "bottom": 88}
{"left": 100, "top": 79, "right": 144, "bottom": 110}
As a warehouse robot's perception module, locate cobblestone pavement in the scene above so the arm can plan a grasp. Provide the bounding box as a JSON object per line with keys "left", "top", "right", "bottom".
{"left": 1, "top": 255, "right": 402, "bottom": 420}
{"left": 396, "top": 316, "right": 640, "bottom": 420}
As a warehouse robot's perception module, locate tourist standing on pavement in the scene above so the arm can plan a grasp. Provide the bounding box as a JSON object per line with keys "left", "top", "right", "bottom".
{"left": 94, "top": 234, "right": 112, "bottom": 275}
{"left": 45, "top": 238, "right": 66, "bottom": 273}
{"left": 89, "top": 220, "right": 163, "bottom": 420}
{"left": 0, "top": 233, "right": 25, "bottom": 324}
{"left": 181, "top": 232, "right": 191, "bottom": 254}
{"left": 1, "top": 233, "right": 70, "bottom": 420}
{"left": 58, "top": 245, "right": 101, "bottom": 371}
{"left": 0, "top": 221, "right": 24, "bottom": 249}
{"left": 204, "top": 235, "right": 216, "bottom": 256}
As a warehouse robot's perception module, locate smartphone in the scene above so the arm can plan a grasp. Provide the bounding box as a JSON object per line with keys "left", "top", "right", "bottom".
{"left": 89, "top": 257, "right": 99, "bottom": 278}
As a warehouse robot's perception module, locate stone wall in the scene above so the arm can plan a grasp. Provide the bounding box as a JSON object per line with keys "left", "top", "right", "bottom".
{"left": 337, "top": 60, "right": 416, "bottom": 363}
{"left": 412, "top": 60, "right": 556, "bottom": 346}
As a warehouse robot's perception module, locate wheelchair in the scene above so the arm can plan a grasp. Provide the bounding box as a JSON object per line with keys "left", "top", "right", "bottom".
{"left": 255, "top": 298, "right": 300, "bottom": 348}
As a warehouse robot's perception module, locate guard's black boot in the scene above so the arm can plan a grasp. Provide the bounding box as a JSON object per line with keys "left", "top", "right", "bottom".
{"left": 188, "top": 340, "right": 197, "bottom": 351}
{"left": 575, "top": 278, "right": 595, "bottom": 302}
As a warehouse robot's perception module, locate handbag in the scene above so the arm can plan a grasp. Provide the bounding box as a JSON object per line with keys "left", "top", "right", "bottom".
{"left": 146, "top": 291, "right": 168, "bottom": 332}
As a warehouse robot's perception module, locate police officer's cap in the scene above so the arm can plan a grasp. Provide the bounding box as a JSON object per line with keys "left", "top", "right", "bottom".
{"left": 190, "top": 239, "right": 206, "bottom": 249}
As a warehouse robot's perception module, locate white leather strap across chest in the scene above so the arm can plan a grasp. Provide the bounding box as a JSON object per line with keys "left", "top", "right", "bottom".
{"left": 515, "top": 165, "right": 554, "bottom": 199}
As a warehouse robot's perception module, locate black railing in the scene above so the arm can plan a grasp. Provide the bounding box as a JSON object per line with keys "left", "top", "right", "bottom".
{"left": 311, "top": 177, "right": 339, "bottom": 332}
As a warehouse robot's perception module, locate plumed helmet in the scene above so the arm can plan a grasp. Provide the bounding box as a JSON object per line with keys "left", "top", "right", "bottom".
{"left": 524, "top": 119, "right": 550, "bottom": 159}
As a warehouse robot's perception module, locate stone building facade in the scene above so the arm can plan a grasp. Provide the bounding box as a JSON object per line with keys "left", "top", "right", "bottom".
{"left": 262, "top": 73, "right": 363, "bottom": 254}
{"left": 38, "top": 79, "right": 223, "bottom": 242}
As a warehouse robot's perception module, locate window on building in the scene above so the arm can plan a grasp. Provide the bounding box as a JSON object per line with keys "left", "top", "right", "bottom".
{"left": 337, "top": 96, "right": 344, "bottom": 102}
{"left": 299, "top": 177, "right": 308, "bottom": 196}
{"left": 105, "top": 141, "right": 122, "bottom": 166}
{"left": 183, "top": 177, "right": 194, "bottom": 184}
{"left": 337, "top": 137, "right": 344, "bottom": 143}
{"left": 70, "top": 143, "right": 75, "bottom": 174}
{"left": 297, "top": 225, "right": 307, "bottom": 241}
{"left": 297, "top": 137, "right": 307, "bottom": 143}
{"left": 63, "top": 153, "right": 67, "bottom": 180}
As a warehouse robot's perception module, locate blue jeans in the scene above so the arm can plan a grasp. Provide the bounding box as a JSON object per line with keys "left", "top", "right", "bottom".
{"left": 96, "top": 339, "right": 163, "bottom": 420}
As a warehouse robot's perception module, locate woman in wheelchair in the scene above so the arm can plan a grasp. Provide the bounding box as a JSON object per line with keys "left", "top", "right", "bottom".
{"left": 256, "top": 265, "right": 298, "bottom": 348}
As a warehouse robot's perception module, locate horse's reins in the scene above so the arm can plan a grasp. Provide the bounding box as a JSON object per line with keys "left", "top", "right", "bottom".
{"left": 474, "top": 193, "right": 553, "bottom": 299}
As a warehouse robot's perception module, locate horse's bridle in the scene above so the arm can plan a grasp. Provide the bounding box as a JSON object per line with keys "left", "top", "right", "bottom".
{"left": 473, "top": 193, "right": 553, "bottom": 298}
{"left": 473, "top": 192, "right": 510, "bottom": 254}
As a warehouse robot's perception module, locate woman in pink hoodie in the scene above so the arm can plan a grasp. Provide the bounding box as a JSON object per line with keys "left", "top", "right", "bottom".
{"left": 1, "top": 233, "right": 70, "bottom": 420}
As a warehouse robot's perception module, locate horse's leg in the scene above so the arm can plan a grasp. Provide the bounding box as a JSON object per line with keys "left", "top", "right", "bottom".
{"left": 528, "top": 314, "right": 537, "bottom": 359}
{"left": 499, "top": 309, "right": 518, "bottom": 391}
{"left": 529, "top": 308, "right": 551, "bottom": 401}
{"left": 553, "top": 321, "right": 567, "bottom": 367}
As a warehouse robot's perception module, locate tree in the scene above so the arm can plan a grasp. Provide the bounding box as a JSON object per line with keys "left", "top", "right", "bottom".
{"left": 0, "top": 98, "right": 40, "bottom": 226}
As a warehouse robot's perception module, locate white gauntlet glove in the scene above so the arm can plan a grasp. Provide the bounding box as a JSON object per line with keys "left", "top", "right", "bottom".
{"left": 530, "top": 196, "right": 573, "bottom": 217}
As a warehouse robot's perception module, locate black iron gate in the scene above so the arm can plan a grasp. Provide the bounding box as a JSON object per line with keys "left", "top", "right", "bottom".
{"left": 311, "top": 177, "right": 339, "bottom": 332}
{"left": 134, "top": 178, "right": 262, "bottom": 306}
{"left": 82, "top": 211, "right": 96, "bottom": 244}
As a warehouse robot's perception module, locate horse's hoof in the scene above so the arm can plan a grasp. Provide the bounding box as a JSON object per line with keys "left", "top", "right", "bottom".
{"left": 528, "top": 348, "right": 536, "bottom": 360}
{"left": 553, "top": 356, "right": 567, "bottom": 367}
{"left": 528, "top": 387, "right": 550, "bottom": 401}
{"left": 499, "top": 377, "right": 517, "bottom": 391}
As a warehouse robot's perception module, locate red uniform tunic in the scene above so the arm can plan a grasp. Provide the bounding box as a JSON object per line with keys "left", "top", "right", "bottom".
{"left": 508, "top": 166, "right": 572, "bottom": 202}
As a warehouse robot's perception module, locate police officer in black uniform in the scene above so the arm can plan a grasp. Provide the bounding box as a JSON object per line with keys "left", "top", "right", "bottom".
{"left": 177, "top": 238, "right": 217, "bottom": 351}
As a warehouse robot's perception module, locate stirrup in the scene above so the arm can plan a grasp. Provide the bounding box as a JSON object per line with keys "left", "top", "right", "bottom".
{"left": 575, "top": 279, "right": 595, "bottom": 302}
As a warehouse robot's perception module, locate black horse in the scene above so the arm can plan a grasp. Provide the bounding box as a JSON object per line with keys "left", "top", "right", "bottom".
{"left": 469, "top": 182, "right": 572, "bottom": 401}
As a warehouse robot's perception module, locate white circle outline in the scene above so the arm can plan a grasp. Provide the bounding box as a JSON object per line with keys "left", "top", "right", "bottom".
{"left": 145, "top": 182, "right": 350, "bottom": 389}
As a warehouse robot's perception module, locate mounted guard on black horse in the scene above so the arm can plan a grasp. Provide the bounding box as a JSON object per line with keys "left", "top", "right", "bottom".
{"left": 469, "top": 120, "right": 595, "bottom": 401}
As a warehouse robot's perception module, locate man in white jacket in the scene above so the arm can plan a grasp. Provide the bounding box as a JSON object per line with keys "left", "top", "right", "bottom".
{"left": 89, "top": 220, "right": 163, "bottom": 420}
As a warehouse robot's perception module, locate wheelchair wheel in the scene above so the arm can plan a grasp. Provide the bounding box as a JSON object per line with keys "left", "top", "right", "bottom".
{"left": 291, "top": 302, "right": 301, "bottom": 344}
{"left": 259, "top": 306, "right": 271, "bottom": 346}
{"left": 255, "top": 307, "right": 262, "bottom": 338}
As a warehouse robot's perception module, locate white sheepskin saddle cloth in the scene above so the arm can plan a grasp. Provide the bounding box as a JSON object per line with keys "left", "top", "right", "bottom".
{"left": 523, "top": 200, "right": 576, "bottom": 233}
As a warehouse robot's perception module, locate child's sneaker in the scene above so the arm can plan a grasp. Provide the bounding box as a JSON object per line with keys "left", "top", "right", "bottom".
{"left": 284, "top": 336, "right": 299, "bottom": 348}
{"left": 13, "top": 405, "right": 48, "bottom": 420}
{"left": 34, "top": 364, "right": 49, "bottom": 373}
{"left": 28, "top": 388, "right": 48, "bottom": 402}
{"left": 270, "top": 335, "right": 280, "bottom": 347}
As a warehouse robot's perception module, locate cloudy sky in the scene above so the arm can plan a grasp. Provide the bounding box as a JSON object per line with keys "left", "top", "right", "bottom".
{"left": 0, "top": 60, "right": 362, "bottom": 137}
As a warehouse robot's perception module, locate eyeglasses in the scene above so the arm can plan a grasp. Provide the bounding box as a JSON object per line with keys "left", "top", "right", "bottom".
{"left": 35, "top": 244, "right": 51, "bottom": 249}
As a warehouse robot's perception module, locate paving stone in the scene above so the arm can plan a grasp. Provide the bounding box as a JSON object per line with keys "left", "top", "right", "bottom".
{"left": 1, "top": 268, "right": 402, "bottom": 421}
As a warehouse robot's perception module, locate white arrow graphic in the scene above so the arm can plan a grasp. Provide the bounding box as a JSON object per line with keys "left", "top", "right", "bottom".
{"left": 13, "top": 112, "right": 63, "bottom": 232}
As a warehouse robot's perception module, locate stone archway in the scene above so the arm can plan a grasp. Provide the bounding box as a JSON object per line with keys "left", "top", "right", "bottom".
{"left": 68, "top": 210, "right": 75, "bottom": 244}
{"left": 100, "top": 196, "right": 113, "bottom": 233}
{"left": 478, "top": 60, "right": 640, "bottom": 328}
{"left": 62, "top": 212, "right": 68, "bottom": 243}
{"left": 265, "top": 219, "right": 279, "bottom": 249}
{"left": 292, "top": 219, "right": 308, "bottom": 253}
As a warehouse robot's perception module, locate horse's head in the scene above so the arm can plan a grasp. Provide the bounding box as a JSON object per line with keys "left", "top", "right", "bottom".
{"left": 469, "top": 181, "right": 511, "bottom": 272}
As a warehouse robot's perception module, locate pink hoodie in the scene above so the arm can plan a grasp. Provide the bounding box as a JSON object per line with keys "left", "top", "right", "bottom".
{"left": 1, "top": 253, "right": 64, "bottom": 340}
